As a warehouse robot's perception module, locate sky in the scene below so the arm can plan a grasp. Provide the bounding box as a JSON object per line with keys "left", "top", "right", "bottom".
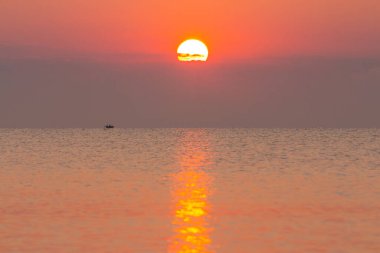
{"left": 0, "top": 0, "right": 380, "bottom": 127}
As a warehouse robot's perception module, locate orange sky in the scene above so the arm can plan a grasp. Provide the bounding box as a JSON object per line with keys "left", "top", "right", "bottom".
{"left": 1, "top": 0, "right": 380, "bottom": 60}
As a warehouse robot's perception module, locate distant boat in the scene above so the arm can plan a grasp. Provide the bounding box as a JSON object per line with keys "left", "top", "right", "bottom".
{"left": 104, "top": 124, "right": 114, "bottom": 129}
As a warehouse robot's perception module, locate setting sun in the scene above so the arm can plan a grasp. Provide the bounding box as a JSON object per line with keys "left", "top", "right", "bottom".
{"left": 177, "top": 39, "right": 208, "bottom": 62}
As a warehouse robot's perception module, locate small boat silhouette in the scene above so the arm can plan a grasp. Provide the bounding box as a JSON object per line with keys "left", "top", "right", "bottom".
{"left": 104, "top": 124, "right": 114, "bottom": 129}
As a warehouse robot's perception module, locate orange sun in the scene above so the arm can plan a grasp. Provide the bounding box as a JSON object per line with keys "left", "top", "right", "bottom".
{"left": 177, "top": 39, "right": 209, "bottom": 62}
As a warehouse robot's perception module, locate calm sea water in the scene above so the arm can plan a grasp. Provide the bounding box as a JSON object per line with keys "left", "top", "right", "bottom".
{"left": 0, "top": 129, "right": 379, "bottom": 253}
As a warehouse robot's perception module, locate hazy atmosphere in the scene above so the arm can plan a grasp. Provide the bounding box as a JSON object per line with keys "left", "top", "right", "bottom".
{"left": 1, "top": 53, "right": 380, "bottom": 127}
{"left": 1, "top": 0, "right": 379, "bottom": 127}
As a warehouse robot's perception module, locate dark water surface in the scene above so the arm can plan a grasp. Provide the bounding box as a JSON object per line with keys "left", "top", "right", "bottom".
{"left": 0, "top": 129, "right": 379, "bottom": 253}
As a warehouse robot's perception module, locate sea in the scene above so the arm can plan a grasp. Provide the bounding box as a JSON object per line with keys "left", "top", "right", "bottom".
{"left": 0, "top": 128, "right": 379, "bottom": 253}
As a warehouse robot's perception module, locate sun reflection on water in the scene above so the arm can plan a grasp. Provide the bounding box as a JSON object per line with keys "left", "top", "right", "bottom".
{"left": 169, "top": 132, "right": 213, "bottom": 253}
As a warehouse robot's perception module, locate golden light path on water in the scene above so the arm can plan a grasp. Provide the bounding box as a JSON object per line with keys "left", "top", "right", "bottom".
{"left": 169, "top": 131, "right": 213, "bottom": 253}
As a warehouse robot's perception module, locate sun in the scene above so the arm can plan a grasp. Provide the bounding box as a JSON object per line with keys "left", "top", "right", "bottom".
{"left": 177, "top": 39, "right": 208, "bottom": 62}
